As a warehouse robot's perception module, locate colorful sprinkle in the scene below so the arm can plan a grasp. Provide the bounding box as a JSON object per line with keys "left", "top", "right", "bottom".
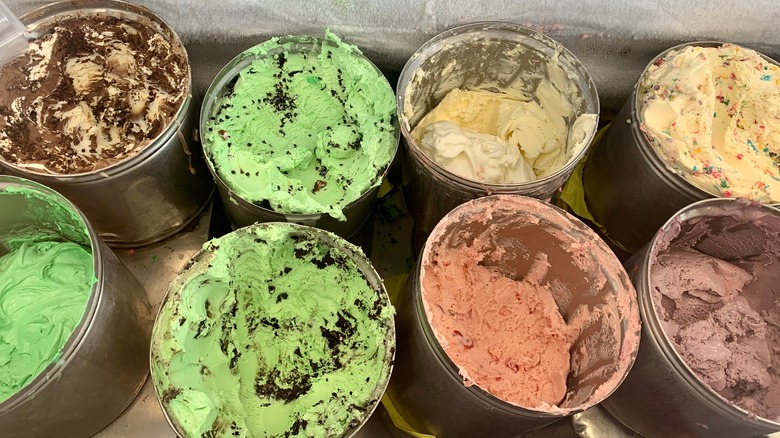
{"left": 761, "top": 75, "right": 772, "bottom": 81}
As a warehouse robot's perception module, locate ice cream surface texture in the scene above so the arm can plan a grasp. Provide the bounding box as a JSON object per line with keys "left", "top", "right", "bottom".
{"left": 0, "top": 10, "right": 189, "bottom": 174}
{"left": 0, "top": 184, "right": 94, "bottom": 404}
{"left": 411, "top": 91, "right": 536, "bottom": 184}
{"left": 203, "top": 32, "right": 397, "bottom": 221}
{"left": 150, "top": 224, "right": 394, "bottom": 437}
{"left": 410, "top": 86, "right": 596, "bottom": 184}
{"left": 414, "top": 119, "right": 535, "bottom": 183}
{"left": 0, "top": 241, "right": 92, "bottom": 403}
{"left": 640, "top": 44, "right": 780, "bottom": 203}
{"left": 651, "top": 202, "right": 780, "bottom": 420}
{"left": 420, "top": 195, "right": 639, "bottom": 411}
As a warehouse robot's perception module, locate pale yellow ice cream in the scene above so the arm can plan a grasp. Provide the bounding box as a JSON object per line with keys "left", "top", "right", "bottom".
{"left": 411, "top": 86, "right": 596, "bottom": 183}
{"left": 415, "top": 120, "right": 535, "bottom": 183}
{"left": 640, "top": 44, "right": 780, "bottom": 203}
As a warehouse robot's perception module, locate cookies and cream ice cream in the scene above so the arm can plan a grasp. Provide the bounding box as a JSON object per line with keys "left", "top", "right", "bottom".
{"left": 150, "top": 224, "right": 394, "bottom": 437}
{"left": 420, "top": 195, "right": 639, "bottom": 411}
{"left": 640, "top": 44, "right": 780, "bottom": 203}
{"left": 411, "top": 86, "right": 596, "bottom": 184}
{"left": 650, "top": 202, "right": 780, "bottom": 420}
{"left": 0, "top": 11, "right": 189, "bottom": 174}
{"left": 0, "top": 185, "right": 94, "bottom": 404}
{"left": 202, "top": 31, "right": 397, "bottom": 221}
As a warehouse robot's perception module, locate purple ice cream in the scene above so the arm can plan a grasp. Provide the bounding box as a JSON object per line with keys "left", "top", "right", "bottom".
{"left": 650, "top": 203, "right": 780, "bottom": 420}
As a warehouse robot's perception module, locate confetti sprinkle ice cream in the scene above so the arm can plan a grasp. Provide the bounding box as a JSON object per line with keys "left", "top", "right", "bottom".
{"left": 639, "top": 44, "right": 780, "bottom": 203}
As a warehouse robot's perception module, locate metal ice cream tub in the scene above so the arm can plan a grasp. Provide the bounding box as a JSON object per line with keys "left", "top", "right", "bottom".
{"left": 149, "top": 222, "right": 396, "bottom": 438}
{"left": 602, "top": 198, "right": 780, "bottom": 438}
{"left": 0, "top": 176, "right": 153, "bottom": 438}
{"left": 582, "top": 42, "right": 780, "bottom": 254}
{"left": 0, "top": 0, "right": 214, "bottom": 247}
{"left": 397, "top": 22, "right": 600, "bottom": 236}
{"left": 199, "top": 36, "right": 400, "bottom": 241}
{"left": 388, "top": 195, "right": 640, "bottom": 437}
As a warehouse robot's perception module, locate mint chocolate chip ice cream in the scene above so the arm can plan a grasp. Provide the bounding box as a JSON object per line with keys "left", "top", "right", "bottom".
{"left": 150, "top": 223, "right": 394, "bottom": 437}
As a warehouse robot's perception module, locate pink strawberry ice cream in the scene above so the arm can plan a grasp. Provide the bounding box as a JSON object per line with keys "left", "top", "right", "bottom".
{"left": 651, "top": 202, "right": 780, "bottom": 420}
{"left": 420, "top": 195, "right": 640, "bottom": 411}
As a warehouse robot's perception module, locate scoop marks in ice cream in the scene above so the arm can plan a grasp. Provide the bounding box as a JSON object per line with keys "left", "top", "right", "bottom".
{"left": 0, "top": 241, "right": 92, "bottom": 403}
{"left": 150, "top": 224, "right": 394, "bottom": 437}
{"left": 640, "top": 44, "right": 780, "bottom": 203}
{"left": 420, "top": 195, "right": 639, "bottom": 411}
{"left": 202, "top": 31, "right": 397, "bottom": 221}
{"left": 410, "top": 85, "right": 596, "bottom": 184}
{"left": 0, "top": 10, "right": 189, "bottom": 174}
{"left": 650, "top": 203, "right": 780, "bottom": 420}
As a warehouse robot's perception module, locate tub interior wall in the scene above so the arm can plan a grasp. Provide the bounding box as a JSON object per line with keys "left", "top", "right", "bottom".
{"left": 424, "top": 203, "right": 629, "bottom": 410}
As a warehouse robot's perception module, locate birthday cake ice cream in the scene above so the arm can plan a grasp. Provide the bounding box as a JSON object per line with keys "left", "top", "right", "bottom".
{"left": 640, "top": 44, "right": 780, "bottom": 203}
{"left": 0, "top": 10, "right": 189, "bottom": 174}
{"left": 150, "top": 224, "right": 394, "bottom": 437}
{"left": 202, "top": 32, "right": 397, "bottom": 221}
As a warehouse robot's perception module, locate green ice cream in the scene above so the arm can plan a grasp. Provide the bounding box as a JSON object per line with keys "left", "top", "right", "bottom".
{"left": 0, "top": 182, "right": 94, "bottom": 404}
{"left": 202, "top": 31, "right": 398, "bottom": 221}
{"left": 151, "top": 223, "right": 394, "bottom": 437}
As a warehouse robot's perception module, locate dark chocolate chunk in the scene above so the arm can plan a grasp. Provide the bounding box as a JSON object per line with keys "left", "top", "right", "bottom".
{"left": 255, "top": 368, "right": 312, "bottom": 402}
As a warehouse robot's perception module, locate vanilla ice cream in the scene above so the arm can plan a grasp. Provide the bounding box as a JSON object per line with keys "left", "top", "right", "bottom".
{"left": 410, "top": 83, "right": 597, "bottom": 184}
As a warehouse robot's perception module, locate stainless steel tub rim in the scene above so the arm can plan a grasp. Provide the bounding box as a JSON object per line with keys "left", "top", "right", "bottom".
{"left": 199, "top": 35, "right": 400, "bottom": 236}
{"left": 408, "top": 258, "right": 565, "bottom": 418}
{"left": 601, "top": 197, "right": 780, "bottom": 437}
{"left": 629, "top": 41, "right": 735, "bottom": 201}
{"left": 150, "top": 222, "right": 397, "bottom": 438}
{"left": 397, "top": 21, "right": 601, "bottom": 195}
{"left": 0, "top": 0, "right": 214, "bottom": 248}
{"left": 640, "top": 197, "right": 780, "bottom": 428}
{"left": 0, "top": 176, "right": 102, "bottom": 414}
{"left": 5, "top": 0, "right": 193, "bottom": 180}
{"left": 584, "top": 41, "right": 780, "bottom": 254}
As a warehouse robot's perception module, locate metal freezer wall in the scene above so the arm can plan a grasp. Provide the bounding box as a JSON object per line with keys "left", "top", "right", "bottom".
{"left": 6, "top": 0, "right": 780, "bottom": 110}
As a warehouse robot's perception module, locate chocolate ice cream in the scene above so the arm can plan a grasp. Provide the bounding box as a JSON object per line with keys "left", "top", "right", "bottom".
{"left": 651, "top": 203, "right": 780, "bottom": 420}
{"left": 0, "top": 10, "right": 189, "bottom": 174}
